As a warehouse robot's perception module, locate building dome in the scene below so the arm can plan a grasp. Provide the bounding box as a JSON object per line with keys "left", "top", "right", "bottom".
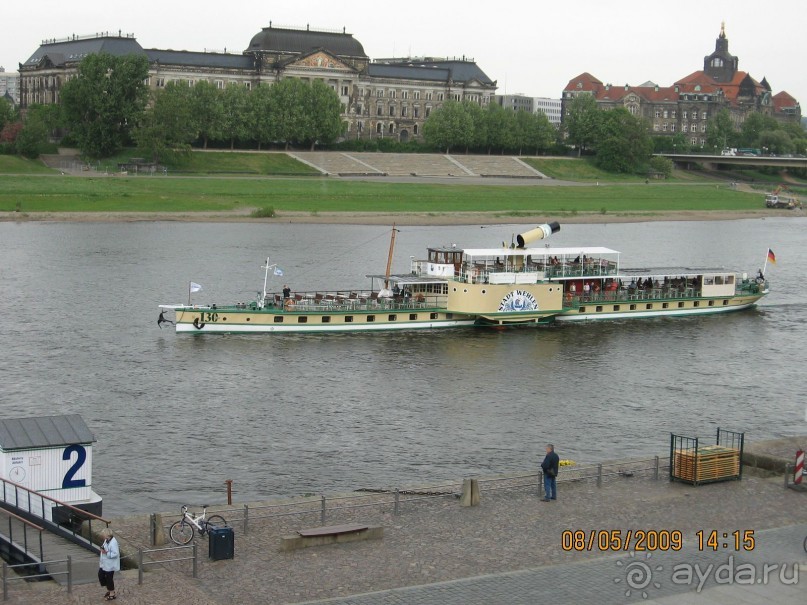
{"left": 247, "top": 25, "right": 367, "bottom": 59}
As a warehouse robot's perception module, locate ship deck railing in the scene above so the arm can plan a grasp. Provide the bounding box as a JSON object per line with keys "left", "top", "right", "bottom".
{"left": 459, "top": 260, "right": 619, "bottom": 284}
{"left": 562, "top": 280, "right": 764, "bottom": 308}
{"left": 261, "top": 290, "right": 446, "bottom": 313}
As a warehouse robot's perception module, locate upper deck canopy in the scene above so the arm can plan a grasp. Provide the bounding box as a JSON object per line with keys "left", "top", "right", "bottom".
{"left": 460, "top": 246, "right": 619, "bottom": 258}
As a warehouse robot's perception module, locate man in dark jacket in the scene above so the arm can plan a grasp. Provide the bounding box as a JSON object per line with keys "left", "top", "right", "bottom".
{"left": 541, "top": 444, "right": 560, "bottom": 502}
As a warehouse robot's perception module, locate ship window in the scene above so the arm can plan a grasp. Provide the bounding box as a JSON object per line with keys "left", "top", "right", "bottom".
{"left": 367, "top": 315, "right": 376, "bottom": 322}
{"left": 613, "top": 305, "right": 620, "bottom": 311}
{"left": 322, "top": 316, "right": 331, "bottom": 323}
{"left": 715, "top": 276, "right": 724, "bottom": 285}
{"left": 388, "top": 314, "right": 397, "bottom": 321}
{"left": 274, "top": 316, "right": 283, "bottom": 323}
{"left": 630, "top": 304, "right": 636, "bottom": 310}
{"left": 345, "top": 316, "right": 354, "bottom": 322}
{"left": 409, "top": 314, "right": 417, "bottom": 321}
{"left": 693, "top": 301, "right": 700, "bottom": 307}
{"left": 446, "top": 313, "right": 453, "bottom": 319}
{"left": 298, "top": 317, "right": 308, "bottom": 323}
{"left": 678, "top": 302, "right": 685, "bottom": 308}
{"left": 596, "top": 306, "right": 603, "bottom": 312}
{"left": 646, "top": 303, "right": 653, "bottom": 310}
{"left": 481, "top": 290, "right": 487, "bottom": 294}
{"left": 723, "top": 299, "right": 729, "bottom": 305}
{"left": 430, "top": 313, "right": 438, "bottom": 319}
{"left": 222, "top": 317, "right": 228, "bottom": 321}
{"left": 708, "top": 300, "right": 714, "bottom": 307}
{"left": 578, "top": 307, "right": 586, "bottom": 312}
{"left": 726, "top": 276, "right": 734, "bottom": 285}
{"left": 662, "top": 303, "right": 669, "bottom": 309}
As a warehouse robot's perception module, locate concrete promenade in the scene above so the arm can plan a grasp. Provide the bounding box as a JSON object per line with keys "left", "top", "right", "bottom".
{"left": 5, "top": 452, "right": 807, "bottom": 604}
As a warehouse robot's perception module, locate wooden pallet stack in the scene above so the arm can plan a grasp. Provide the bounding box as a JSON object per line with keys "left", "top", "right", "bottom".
{"left": 673, "top": 444, "right": 741, "bottom": 484}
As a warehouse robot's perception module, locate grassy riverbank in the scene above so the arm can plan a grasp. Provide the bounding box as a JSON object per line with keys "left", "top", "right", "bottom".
{"left": 0, "top": 174, "right": 762, "bottom": 215}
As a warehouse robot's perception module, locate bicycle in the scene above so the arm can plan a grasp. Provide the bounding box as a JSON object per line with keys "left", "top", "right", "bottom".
{"left": 169, "top": 505, "right": 228, "bottom": 545}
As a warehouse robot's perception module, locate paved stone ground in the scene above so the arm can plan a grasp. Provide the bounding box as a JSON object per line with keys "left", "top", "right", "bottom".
{"left": 5, "top": 466, "right": 807, "bottom": 604}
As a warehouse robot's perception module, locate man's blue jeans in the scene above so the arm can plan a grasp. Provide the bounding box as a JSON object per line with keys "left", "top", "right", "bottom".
{"left": 543, "top": 474, "right": 556, "bottom": 499}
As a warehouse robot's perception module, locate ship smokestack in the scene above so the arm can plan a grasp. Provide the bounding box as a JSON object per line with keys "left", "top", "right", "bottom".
{"left": 516, "top": 222, "right": 560, "bottom": 248}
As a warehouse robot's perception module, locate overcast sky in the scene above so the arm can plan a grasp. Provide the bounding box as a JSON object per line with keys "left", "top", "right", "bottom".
{"left": 3, "top": 0, "right": 805, "bottom": 106}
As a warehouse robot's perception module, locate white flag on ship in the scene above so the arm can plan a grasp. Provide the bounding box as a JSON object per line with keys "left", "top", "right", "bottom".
{"left": 190, "top": 282, "right": 202, "bottom": 293}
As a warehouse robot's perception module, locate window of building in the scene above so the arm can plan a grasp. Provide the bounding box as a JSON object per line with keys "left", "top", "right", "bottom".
{"left": 244, "top": 82, "right": 251, "bottom": 90}
{"left": 662, "top": 123, "right": 668, "bottom": 132}
{"left": 663, "top": 110, "right": 668, "bottom": 118}
{"left": 453, "top": 93, "right": 460, "bottom": 101}
{"left": 413, "top": 91, "right": 420, "bottom": 100}
{"left": 377, "top": 89, "right": 384, "bottom": 97}
{"left": 401, "top": 91, "right": 408, "bottom": 99}
{"left": 377, "top": 106, "right": 383, "bottom": 116}
{"left": 437, "top": 93, "right": 444, "bottom": 101}
{"left": 682, "top": 111, "right": 688, "bottom": 119}
{"left": 388, "top": 123, "right": 395, "bottom": 134}
{"left": 691, "top": 137, "right": 698, "bottom": 145}
{"left": 401, "top": 105, "right": 407, "bottom": 117}
{"left": 356, "top": 103, "right": 363, "bottom": 115}
{"left": 215, "top": 80, "right": 224, "bottom": 89}
{"left": 425, "top": 92, "right": 432, "bottom": 100}
{"left": 701, "top": 123, "right": 707, "bottom": 132}
{"left": 156, "top": 77, "right": 165, "bottom": 88}
{"left": 413, "top": 106, "right": 419, "bottom": 118}
{"left": 671, "top": 124, "right": 676, "bottom": 132}
{"left": 413, "top": 124, "right": 418, "bottom": 135}
{"left": 671, "top": 110, "right": 676, "bottom": 118}
{"left": 654, "top": 110, "right": 661, "bottom": 118}
{"left": 653, "top": 123, "right": 660, "bottom": 131}
{"left": 691, "top": 111, "right": 697, "bottom": 121}
{"left": 701, "top": 111, "right": 707, "bottom": 120}
{"left": 342, "top": 85, "right": 349, "bottom": 96}
{"left": 389, "top": 105, "right": 395, "bottom": 116}
{"left": 682, "top": 124, "right": 688, "bottom": 132}
{"left": 376, "top": 123, "right": 382, "bottom": 134}
{"left": 389, "top": 90, "right": 396, "bottom": 99}
{"left": 425, "top": 106, "right": 431, "bottom": 117}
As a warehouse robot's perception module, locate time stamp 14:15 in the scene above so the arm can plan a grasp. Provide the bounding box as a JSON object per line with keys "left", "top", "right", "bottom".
{"left": 560, "top": 529, "right": 756, "bottom": 552}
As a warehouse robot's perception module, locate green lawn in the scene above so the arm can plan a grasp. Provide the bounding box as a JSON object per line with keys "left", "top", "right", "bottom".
{"left": 0, "top": 156, "right": 56, "bottom": 174}
{"left": 522, "top": 157, "right": 706, "bottom": 183}
{"left": 0, "top": 174, "right": 762, "bottom": 215}
{"left": 98, "top": 150, "right": 320, "bottom": 176}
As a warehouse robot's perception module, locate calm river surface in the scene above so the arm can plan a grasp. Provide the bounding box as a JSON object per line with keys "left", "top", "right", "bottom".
{"left": 2, "top": 218, "right": 805, "bottom": 515}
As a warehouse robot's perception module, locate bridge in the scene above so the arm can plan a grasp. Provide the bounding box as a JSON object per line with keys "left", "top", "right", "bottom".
{"left": 0, "top": 477, "right": 110, "bottom": 587}
{"left": 655, "top": 153, "right": 807, "bottom": 169}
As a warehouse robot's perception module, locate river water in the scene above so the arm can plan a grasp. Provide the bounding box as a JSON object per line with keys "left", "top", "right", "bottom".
{"left": 2, "top": 218, "right": 805, "bottom": 515}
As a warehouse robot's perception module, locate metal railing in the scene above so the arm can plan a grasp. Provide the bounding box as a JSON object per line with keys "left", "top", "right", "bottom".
{"left": 0, "top": 509, "right": 44, "bottom": 563}
{"left": 2, "top": 557, "right": 73, "bottom": 601}
{"left": 0, "top": 478, "right": 110, "bottom": 549}
{"left": 137, "top": 543, "right": 197, "bottom": 585}
{"left": 155, "top": 457, "right": 669, "bottom": 541}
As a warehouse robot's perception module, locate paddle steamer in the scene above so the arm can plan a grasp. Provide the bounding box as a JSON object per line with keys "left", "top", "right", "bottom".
{"left": 159, "top": 223, "right": 769, "bottom": 333}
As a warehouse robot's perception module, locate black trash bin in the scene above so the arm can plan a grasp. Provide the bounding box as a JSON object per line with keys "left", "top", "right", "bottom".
{"left": 209, "top": 527, "right": 234, "bottom": 560}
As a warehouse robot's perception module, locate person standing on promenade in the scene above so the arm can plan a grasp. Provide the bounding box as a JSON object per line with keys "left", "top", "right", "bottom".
{"left": 282, "top": 285, "right": 291, "bottom": 300}
{"left": 99, "top": 527, "right": 120, "bottom": 600}
{"left": 541, "top": 444, "right": 560, "bottom": 502}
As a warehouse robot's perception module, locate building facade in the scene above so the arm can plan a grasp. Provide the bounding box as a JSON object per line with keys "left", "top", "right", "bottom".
{"left": 19, "top": 25, "right": 497, "bottom": 143}
{"left": 561, "top": 25, "right": 801, "bottom": 147}
{"left": 0, "top": 67, "right": 20, "bottom": 105}
{"left": 533, "top": 97, "right": 562, "bottom": 126}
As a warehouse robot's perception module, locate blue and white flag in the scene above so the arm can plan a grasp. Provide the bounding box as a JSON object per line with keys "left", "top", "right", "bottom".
{"left": 190, "top": 282, "right": 203, "bottom": 293}
{"left": 273, "top": 268, "right": 284, "bottom": 277}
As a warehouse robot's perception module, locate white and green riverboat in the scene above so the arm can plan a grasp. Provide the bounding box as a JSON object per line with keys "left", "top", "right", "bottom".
{"left": 159, "top": 223, "right": 769, "bottom": 334}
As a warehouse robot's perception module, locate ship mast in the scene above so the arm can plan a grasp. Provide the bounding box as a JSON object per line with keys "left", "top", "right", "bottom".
{"left": 384, "top": 225, "right": 398, "bottom": 289}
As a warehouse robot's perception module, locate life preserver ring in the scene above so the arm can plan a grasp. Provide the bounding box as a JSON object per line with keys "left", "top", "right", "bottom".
{"left": 284, "top": 298, "right": 295, "bottom": 310}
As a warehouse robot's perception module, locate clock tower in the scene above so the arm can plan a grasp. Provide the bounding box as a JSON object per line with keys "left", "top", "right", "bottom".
{"left": 704, "top": 22, "right": 739, "bottom": 82}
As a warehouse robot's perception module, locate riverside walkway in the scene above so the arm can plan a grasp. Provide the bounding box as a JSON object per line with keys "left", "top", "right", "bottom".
{"left": 4, "top": 451, "right": 807, "bottom": 604}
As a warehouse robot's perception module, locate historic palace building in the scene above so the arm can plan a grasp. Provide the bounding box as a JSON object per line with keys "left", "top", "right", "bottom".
{"left": 19, "top": 24, "right": 497, "bottom": 143}
{"left": 561, "top": 25, "right": 801, "bottom": 147}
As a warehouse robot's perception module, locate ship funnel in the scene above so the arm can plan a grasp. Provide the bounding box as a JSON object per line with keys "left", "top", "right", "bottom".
{"left": 516, "top": 222, "right": 560, "bottom": 248}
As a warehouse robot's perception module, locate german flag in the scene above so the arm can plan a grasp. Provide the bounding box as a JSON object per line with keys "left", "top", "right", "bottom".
{"left": 767, "top": 249, "right": 776, "bottom": 264}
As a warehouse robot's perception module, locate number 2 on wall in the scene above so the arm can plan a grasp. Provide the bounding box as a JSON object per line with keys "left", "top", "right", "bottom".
{"left": 62, "top": 445, "right": 87, "bottom": 488}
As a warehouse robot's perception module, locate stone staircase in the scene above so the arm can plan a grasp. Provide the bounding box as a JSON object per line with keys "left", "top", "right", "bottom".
{"left": 448, "top": 155, "right": 545, "bottom": 178}
{"left": 289, "top": 152, "right": 383, "bottom": 175}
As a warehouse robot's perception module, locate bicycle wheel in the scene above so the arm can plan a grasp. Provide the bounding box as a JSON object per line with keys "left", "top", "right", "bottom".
{"left": 169, "top": 520, "right": 194, "bottom": 545}
{"left": 206, "top": 515, "right": 227, "bottom": 532}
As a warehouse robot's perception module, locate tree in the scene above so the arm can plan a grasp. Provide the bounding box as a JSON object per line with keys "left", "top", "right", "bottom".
{"left": 60, "top": 52, "right": 149, "bottom": 157}
{"left": 190, "top": 81, "right": 223, "bottom": 149}
{"left": 220, "top": 83, "right": 250, "bottom": 149}
{"left": 759, "top": 129, "right": 794, "bottom": 156}
{"left": 14, "top": 105, "right": 51, "bottom": 158}
{"left": 739, "top": 112, "right": 779, "bottom": 147}
{"left": 248, "top": 84, "right": 276, "bottom": 150}
{"left": 514, "top": 110, "right": 555, "bottom": 156}
{"left": 270, "top": 78, "right": 313, "bottom": 149}
{"left": 705, "top": 109, "right": 737, "bottom": 150}
{"left": 593, "top": 108, "right": 653, "bottom": 173}
{"left": 422, "top": 100, "right": 474, "bottom": 153}
{"left": 563, "top": 94, "right": 600, "bottom": 155}
{"left": 0, "top": 97, "right": 16, "bottom": 135}
{"left": 305, "top": 80, "right": 343, "bottom": 149}
{"left": 133, "top": 82, "right": 197, "bottom": 162}
{"left": 482, "top": 103, "right": 514, "bottom": 153}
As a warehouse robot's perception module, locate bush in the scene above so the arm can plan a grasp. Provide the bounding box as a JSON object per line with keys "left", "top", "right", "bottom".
{"left": 647, "top": 156, "right": 673, "bottom": 178}
{"left": 250, "top": 206, "right": 275, "bottom": 218}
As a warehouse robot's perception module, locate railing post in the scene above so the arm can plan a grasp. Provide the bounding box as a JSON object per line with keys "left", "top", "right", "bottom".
{"left": 138, "top": 549, "right": 144, "bottom": 585}
{"left": 243, "top": 504, "right": 249, "bottom": 534}
{"left": 320, "top": 495, "right": 326, "bottom": 525}
{"left": 393, "top": 488, "right": 400, "bottom": 516}
{"left": 597, "top": 464, "right": 603, "bottom": 488}
{"left": 66, "top": 556, "right": 72, "bottom": 594}
{"left": 654, "top": 456, "right": 660, "bottom": 481}
{"left": 192, "top": 543, "right": 198, "bottom": 579}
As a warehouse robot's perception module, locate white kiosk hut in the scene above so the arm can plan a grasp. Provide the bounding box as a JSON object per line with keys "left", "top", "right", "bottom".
{"left": 0, "top": 414, "right": 102, "bottom": 518}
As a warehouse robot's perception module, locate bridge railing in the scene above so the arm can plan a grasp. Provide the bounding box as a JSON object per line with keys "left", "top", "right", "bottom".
{"left": 0, "top": 478, "right": 109, "bottom": 549}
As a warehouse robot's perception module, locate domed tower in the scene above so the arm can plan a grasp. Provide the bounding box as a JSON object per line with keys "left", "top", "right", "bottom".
{"left": 703, "top": 22, "right": 739, "bottom": 82}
